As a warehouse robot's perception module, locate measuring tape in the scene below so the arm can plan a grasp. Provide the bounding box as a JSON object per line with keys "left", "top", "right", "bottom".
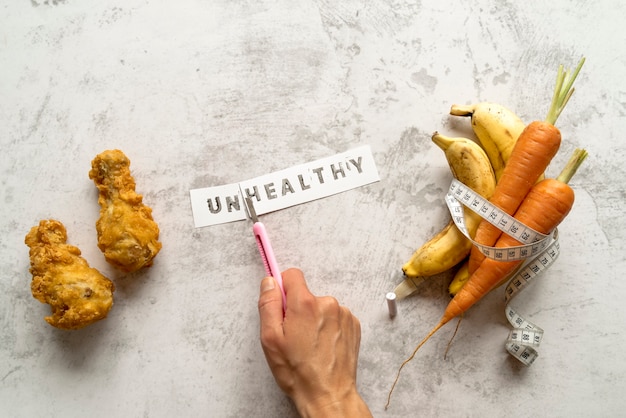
{"left": 445, "top": 179, "right": 560, "bottom": 365}
{"left": 445, "top": 179, "right": 550, "bottom": 261}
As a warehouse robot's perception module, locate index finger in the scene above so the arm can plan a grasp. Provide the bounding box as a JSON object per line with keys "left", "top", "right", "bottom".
{"left": 281, "top": 268, "right": 314, "bottom": 306}
{"left": 258, "top": 276, "right": 286, "bottom": 348}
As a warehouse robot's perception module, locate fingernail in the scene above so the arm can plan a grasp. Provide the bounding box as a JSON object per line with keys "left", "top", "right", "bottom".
{"left": 260, "top": 277, "right": 275, "bottom": 293}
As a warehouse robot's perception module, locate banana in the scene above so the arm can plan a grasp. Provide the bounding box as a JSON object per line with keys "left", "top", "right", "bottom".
{"left": 400, "top": 132, "right": 496, "bottom": 281}
{"left": 431, "top": 133, "right": 497, "bottom": 199}
{"left": 450, "top": 102, "right": 526, "bottom": 182}
{"left": 401, "top": 221, "right": 473, "bottom": 279}
{"left": 448, "top": 259, "right": 470, "bottom": 297}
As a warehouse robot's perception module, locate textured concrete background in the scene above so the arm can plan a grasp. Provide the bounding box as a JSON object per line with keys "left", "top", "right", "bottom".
{"left": 2, "top": 1, "right": 625, "bottom": 417}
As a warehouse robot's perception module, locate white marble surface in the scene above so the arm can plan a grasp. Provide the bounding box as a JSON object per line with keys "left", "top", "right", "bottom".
{"left": 2, "top": 1, "right": 625, "bottom": 417}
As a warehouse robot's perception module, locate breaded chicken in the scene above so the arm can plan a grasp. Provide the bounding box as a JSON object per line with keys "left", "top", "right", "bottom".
{"left": 25, "top": 220, "right": 115, "bottom": 330}
{"left": 89, "top": 149, "right": 162, "bottom": 273}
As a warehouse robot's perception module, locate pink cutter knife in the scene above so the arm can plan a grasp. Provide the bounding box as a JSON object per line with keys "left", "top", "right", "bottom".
{"left": 244, "top": 197, "right": 287, "bottom": 311}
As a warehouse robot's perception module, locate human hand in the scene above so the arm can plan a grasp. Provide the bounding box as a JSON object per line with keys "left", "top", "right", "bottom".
{"left": 258, "top": 268, "right": 372, "bottom": 418}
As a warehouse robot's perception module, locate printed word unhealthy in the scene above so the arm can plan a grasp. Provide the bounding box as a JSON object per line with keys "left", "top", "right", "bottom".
{"left": 189, "top": 145, "right": 380, "bottom": 227}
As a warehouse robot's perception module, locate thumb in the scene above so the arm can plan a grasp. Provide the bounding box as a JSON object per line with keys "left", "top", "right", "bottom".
{"left": 258, "top": 276, "right": 284, "bottom": 338}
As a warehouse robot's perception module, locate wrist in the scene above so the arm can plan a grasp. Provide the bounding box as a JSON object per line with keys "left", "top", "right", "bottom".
{"left": 294, "top": 387, "right": 372, "bottom": 418}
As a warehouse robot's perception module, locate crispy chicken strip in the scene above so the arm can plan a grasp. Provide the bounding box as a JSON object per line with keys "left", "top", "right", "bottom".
{"left": 25, "top": 220, "right": 115, "bottom": 330}
{"left": 89, "top": 149, "right": 162, "bottom": 273}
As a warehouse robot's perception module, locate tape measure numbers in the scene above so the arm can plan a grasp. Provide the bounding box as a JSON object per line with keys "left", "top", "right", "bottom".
{"left": 445, "top": 179, "right": 560, "bottom": 366}
{"left": 503, "top": 236, "right": 559, "bottom": 365}
{"left": 445, "top": 179, "right": 551, "bottom": 261}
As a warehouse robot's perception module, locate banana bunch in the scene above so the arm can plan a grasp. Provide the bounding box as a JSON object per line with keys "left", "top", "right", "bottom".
{"left": 395, "top": 102, "right": 526, "bottom": 300}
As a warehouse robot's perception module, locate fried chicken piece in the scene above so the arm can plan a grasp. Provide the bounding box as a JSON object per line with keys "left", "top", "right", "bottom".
{"left": 25, "top": 220, "right": 115, "bottom": 330}
{"left": 89, "top": 149, "right": 162, "bottom": 273}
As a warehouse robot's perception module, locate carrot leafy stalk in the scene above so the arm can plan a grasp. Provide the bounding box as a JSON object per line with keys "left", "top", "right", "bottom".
{"left": 546, "top": 57, "right": 586, "bottom": 125}
{"left": 385, "top": 148, "right": 588, "bottom": 410}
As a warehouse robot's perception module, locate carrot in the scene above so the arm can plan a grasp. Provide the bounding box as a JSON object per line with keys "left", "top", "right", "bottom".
{"left": 468, "top": 58, "right": 585, "bottom": 273}
{"left": 386, "top": 148, "right": 588, "bottom": 409}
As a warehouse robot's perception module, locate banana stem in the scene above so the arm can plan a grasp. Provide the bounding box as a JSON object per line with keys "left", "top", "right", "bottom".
{"left": 449, "top": 104, "right": 474, "bottom": 117}
{"left": 393, "top": 276, "right": 429, "bottom": 299}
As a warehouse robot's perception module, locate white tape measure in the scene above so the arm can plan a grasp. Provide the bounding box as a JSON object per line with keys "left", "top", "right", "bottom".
{"left": 445, "top": 179, "right": 550, "bottom": 261}
{"left": 445, "top": 179, "right": 560, "bottom": 366}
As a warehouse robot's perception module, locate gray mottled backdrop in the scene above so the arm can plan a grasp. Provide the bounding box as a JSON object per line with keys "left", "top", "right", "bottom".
{"left": 2, "top": 1, "right": 625, "bottom": 417}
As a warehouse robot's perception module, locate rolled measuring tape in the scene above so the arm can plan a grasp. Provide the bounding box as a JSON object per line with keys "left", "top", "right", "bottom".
{"left": 444, "top": 178, "right": 560, "bottom": 366}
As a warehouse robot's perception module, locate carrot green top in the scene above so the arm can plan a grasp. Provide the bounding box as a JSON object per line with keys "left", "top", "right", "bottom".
{"left": 545, "top": 57, "right": 585, "bottom": 125}
{"left": 556, "top": 148, "right": 588, "bottom": 184}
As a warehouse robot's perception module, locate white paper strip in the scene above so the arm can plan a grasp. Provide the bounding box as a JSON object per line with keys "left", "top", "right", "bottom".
{"left": 189, "top": 182, "right": 246, "bottom": 227}
{"left": 189, "top": 145, "right": 380, "bottom": 228}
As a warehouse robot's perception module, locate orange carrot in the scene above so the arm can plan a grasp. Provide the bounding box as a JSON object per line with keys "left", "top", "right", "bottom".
{"left": 386, "top": 148, "right": 588, "bottom": 409}
{"left": 468, "top": 121, "right": 560, "bottom": 271}
{"left": 468, "top": 58, "right": 585, "bottom": 273}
